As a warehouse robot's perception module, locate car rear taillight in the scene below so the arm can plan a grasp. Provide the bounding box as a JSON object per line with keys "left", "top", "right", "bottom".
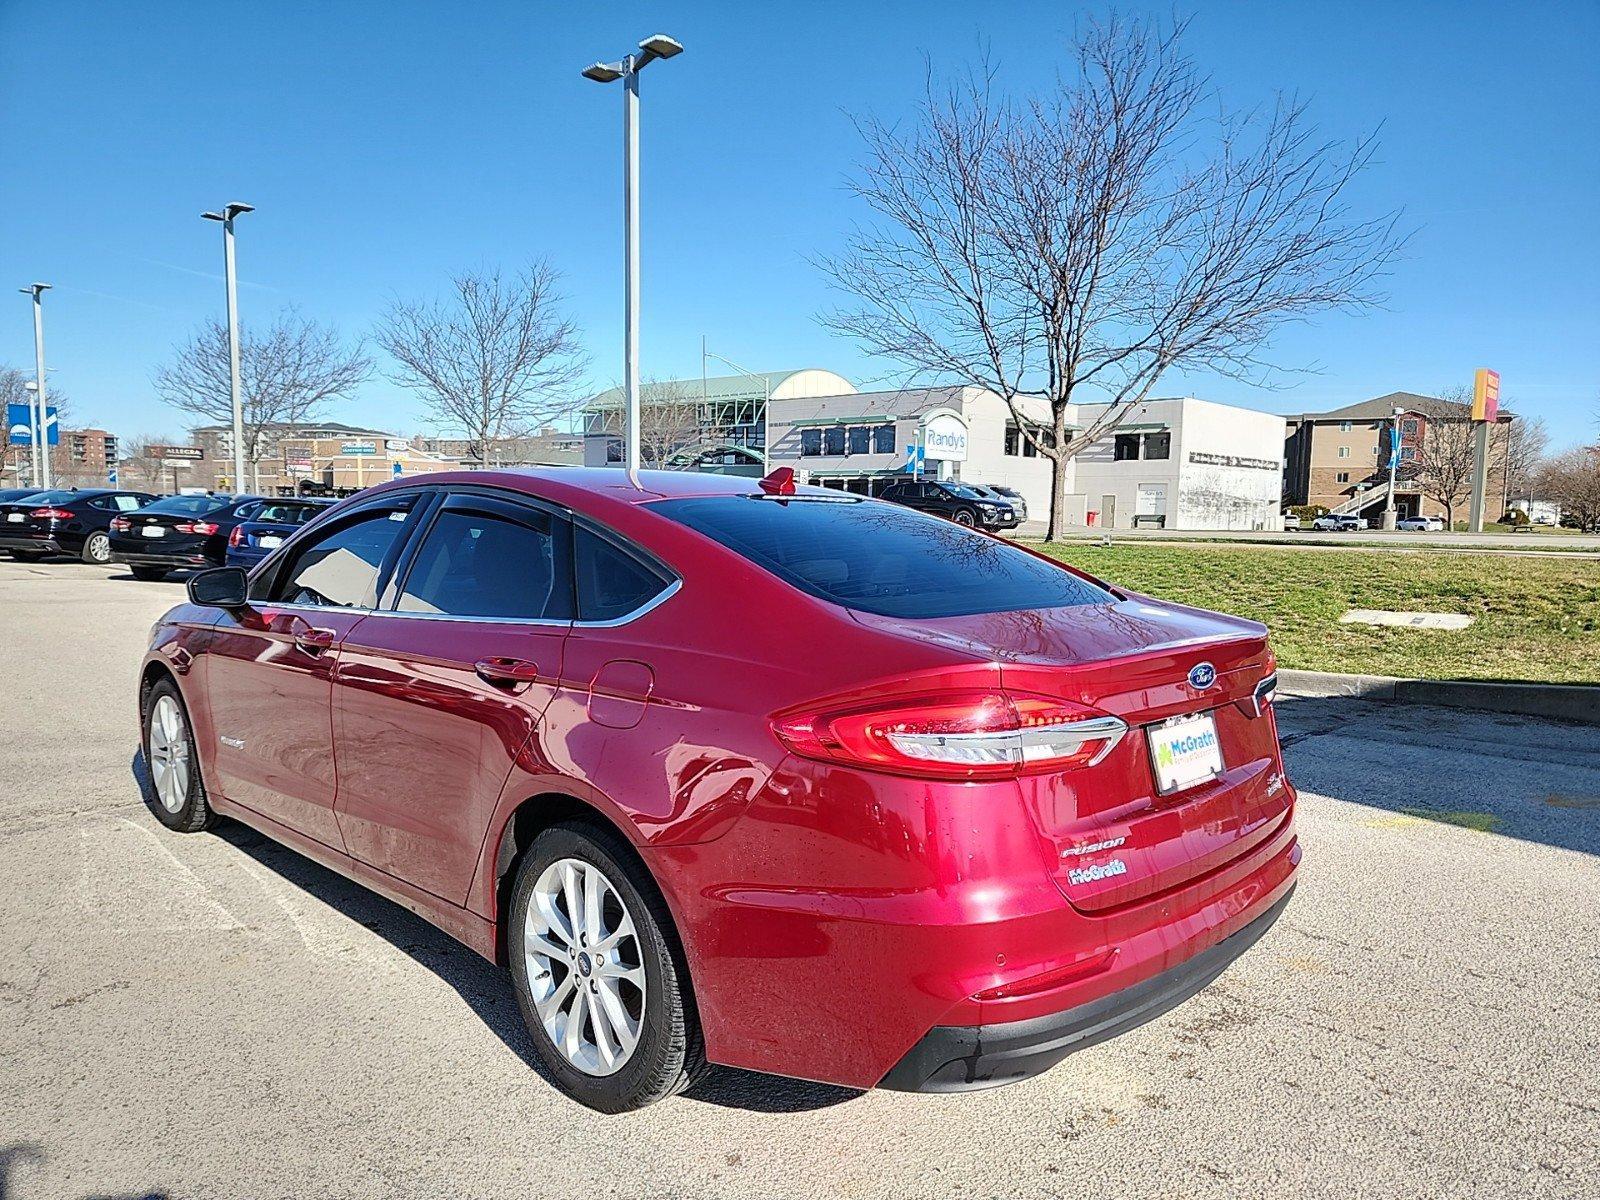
{"left": 772, "top": 691, "right": 1128, "bottom": 781}
{"left": 110, "top": 517, "right": 130, "bottom": 532}
{"left": 176, "top": 521, "right": 221, "bottom": 535}
{"left": 228, "top": 525, "right": 244, "bottom": 547}
{"left": 29, "top": 508, "right": 74, "bottom": 520}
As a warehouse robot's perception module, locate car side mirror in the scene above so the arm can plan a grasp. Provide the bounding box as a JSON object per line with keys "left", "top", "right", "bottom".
{"left": 187, "top": 566, "right": 250, "bottom": 608}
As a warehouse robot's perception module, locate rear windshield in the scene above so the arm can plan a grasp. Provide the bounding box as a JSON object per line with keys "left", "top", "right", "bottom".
{"left": 251, "top": 502, "right": 327, "bottom": 524}
{"left": 654, "top": 495, "right": 1114, "bottom": 619}
{"left": 141, "top": 494, "right": 231, "bottom": 516}
{"left": 11, "top": 489, "right": 81, "bottom": 505}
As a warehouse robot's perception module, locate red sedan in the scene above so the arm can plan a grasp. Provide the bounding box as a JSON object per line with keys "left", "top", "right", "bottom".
{"left": 138, "top": 468, "right": 1298, "bottom": 1112}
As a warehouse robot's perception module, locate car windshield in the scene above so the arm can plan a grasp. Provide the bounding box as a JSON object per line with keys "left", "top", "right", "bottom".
{"left": 654, "top": 495, "right": 1114, "bottom": 619}
{"left": 945, "top": 485, "right": 987, "bottom": 500}
{"left": 140, "top": 494, "right": 231, "bottom": 516}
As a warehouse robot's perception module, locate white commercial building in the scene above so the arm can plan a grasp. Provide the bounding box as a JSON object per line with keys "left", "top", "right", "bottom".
{"left": 768, "top": 387, "right": 1286, "bottom": 531}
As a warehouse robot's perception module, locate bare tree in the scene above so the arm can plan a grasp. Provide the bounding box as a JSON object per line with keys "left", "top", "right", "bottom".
{"left": 819, "top": 15, "right": 1403, "bottom": 536}
{"left": 1494, "top": 412, "right": 1548, "bottom": 510}
{"left": 375, "top": 263, "right": 587, "bottom": 461}
{"left": 590, "top": 378, "right": 715, "bottom": 468}
{"left": 1537, "top": 448, "right": 1600, "bottom": 531}
{"left": 152, "top": 310, "right": 371, "bottom": 489}
{"left": 118, "top": 433, "right": 187, "bottom": 492}
{"left": 1411, "top": 389, "right": 1481, "bottom": 528}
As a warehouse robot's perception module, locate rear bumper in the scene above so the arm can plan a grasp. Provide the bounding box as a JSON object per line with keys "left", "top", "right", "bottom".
{"left": 879, "top": 882, "right": 1296, "bottom": 1092}
{"left": 109, "top": 538, "right": 217, "bottom": 568}
{"left": 0, "top": 534, "right": 61, "bottom": 552}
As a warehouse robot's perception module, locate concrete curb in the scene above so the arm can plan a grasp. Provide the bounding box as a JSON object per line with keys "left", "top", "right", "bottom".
{"left": 1278, "top": 669, "right": 1600, "bottom": 726}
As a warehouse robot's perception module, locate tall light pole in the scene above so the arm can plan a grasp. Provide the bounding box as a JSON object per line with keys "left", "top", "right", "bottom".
{"left": 19, "top": 283, "right": 52, "bottom": 488}
{"left": 583, "top": 34, "right": 684, "bottom": 475}
{"left": 201, "top": 202, "right": 254, "bottom": 492}
{"left": 703, "top": 347, "right": 772, "bottom": 472}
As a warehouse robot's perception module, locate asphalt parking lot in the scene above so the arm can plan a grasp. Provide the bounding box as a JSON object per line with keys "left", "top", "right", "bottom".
{"left": 2, "top": 558, "right": 1596, "bottom": 1200}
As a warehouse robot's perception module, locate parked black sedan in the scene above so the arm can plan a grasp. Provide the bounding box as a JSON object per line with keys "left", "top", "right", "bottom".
{"left": 108, "top": 493, "right": 263, "bottom": 580}
{"left": 878, "top": 479, "right": 1019, "bottom": 530}
{"left": 0, "top": 488, "right": 159, "bottom": 563}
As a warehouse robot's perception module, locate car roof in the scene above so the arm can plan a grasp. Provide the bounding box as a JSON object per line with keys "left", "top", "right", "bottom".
{"left": 344, "top": 467, "right": 841, "bottom": 511}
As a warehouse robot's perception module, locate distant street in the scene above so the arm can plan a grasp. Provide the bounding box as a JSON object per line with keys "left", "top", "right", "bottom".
{"left": 2, "top": 560, "right": 1596, "bottom": 1199}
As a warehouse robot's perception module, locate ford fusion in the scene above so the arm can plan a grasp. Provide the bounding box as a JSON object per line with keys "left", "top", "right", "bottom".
{"left": 139, "top": 468, "right": 1298, "bottom": 1112}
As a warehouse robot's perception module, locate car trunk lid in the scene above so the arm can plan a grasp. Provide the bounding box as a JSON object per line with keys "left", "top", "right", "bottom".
{"left": 850, "top": 593, "right": 1291, "bottom": 913}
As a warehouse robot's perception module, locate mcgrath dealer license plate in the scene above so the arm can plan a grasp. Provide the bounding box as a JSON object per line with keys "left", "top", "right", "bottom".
{"left": 141, "top": 525, "right": 166, "bottom": 538}
{"left": 5, "top": 513, "right": 22, "bottom": 522}
{"left": 257, "top": 535, "right": 283, "bottom": 549}
{"left": 1149, "top": 712, "right": 1223, "bottom": 794}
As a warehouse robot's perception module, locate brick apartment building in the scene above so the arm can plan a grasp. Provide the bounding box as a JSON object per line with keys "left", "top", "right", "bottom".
{"left": 2, "top": 427, "right": 119, "bottom": 489}
{"left": 1283, "top": 392, "right": 1512, "bottom": 523}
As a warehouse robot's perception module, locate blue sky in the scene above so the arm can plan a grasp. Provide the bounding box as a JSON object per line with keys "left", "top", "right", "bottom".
{"left": 2, "top": 1, "right": 1597, "bottom": 448}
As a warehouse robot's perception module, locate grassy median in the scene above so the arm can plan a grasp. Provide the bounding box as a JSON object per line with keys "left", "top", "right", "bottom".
{"left": 1035, "top": 543, "right": 1600, "bottom": 684}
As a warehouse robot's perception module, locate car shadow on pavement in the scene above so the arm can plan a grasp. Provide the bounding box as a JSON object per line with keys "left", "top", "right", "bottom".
{"left": 130, "top": 752, "right": 861, "bottom": 1115}
{"left": 1275, "top": 696, "right": 1600, "bottom": 857}
{"left": 0, "top": 1141, "right": 169, "bottom": 1200}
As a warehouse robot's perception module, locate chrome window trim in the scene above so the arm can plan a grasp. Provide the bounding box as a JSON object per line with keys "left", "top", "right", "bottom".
{"left": 262, "top": 576, "right": 682, "bottom": 629}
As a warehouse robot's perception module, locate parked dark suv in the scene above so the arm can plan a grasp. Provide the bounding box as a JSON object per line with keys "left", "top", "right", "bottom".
{"left": 880, "top": 480, "right": 1019, "bottom": 530}
{"left": 108, "top": 493, "right": 264, "bottom": 580}
{"left": 0, "top": 488, "right": 158, "bottom": 563}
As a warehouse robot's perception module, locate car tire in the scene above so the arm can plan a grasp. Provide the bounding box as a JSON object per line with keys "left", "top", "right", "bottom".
{"left": 130, "top": 565, "right": 168, "bottom": 581}
{"left": 953, "top": 509, "right": 976, "bottom": 527}
{"left": 507, "top": 820, "right": 705, "bottom": 1113}
{"left": 81, "top": 531, "right": 112, "bottom": 564}
{"left": 141, "top": 677, "right": 215, "bottom": 833}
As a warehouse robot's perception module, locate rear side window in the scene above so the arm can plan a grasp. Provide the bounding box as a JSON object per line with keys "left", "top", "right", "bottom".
{"left": 654, "top": 496, "right": 1113, "bottom": 619}
{"left": 574, "top": 525, "right": 671, "bottom": 622}
{"left": 397, "top": 507, "right": 571, "bottom": 621}
{"left": 273, "top": 507, "right": 412, "bottom": 608}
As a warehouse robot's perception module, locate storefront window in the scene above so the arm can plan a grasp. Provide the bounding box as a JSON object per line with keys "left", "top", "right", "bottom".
{"left": 872, "top": 425, "right": 895, "bottom": 454}
{"left": 848, "top": 426, "right": 871, "bottom": 455}
{"left": 800, "top": 429, "right": 822, "bottom": 457}
{"left": 1113, "top": 434, "right": 1140, "bottom": 461}
{"left": 824, "top": 426, "right": 846, "bottom": 455}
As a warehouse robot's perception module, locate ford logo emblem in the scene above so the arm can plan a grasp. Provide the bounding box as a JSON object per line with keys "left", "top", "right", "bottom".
{"left": 1188, "top": 662, "right": 1217, "bottom": 690}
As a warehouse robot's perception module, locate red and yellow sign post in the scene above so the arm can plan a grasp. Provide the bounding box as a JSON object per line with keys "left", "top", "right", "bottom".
{"left": 1467, "top": 368, "right": 1499, "bottom": 532}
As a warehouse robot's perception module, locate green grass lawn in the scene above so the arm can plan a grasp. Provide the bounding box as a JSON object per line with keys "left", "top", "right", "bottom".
{"left": 1035, "top": 543, "right": 1600, "bottom": 684}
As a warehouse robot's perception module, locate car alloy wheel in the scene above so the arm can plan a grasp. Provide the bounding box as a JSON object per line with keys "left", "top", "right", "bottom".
{"left": 523, "top": 857, "right": 646, "bottom": 1077}
{"left": 85, "top": 532, "right": 112, "bottom": 563}
{"left": 954, "top": 509, "right": 976, "bottom": 527}
{"left": 147, "top": 694, "right": 192, "bottom": 814}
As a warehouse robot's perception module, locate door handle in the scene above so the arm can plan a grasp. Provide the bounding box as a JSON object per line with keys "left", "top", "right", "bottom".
{"left": 294, "top": 626, "right": 336, "bottom": 653}
{"left": 475, "top": 656, "right": 541, "bottom": 687}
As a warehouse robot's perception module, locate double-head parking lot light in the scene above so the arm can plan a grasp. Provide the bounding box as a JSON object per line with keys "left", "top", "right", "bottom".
{"left": 18, "top": 283, "right": 52, "bottom": 488}
{"left": 582, "top": 34, "right": 684, "bottom": 476}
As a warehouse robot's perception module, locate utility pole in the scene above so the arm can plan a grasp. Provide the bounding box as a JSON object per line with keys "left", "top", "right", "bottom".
{"left": 1382, "top": 406, "right": 1404, "bottom": 529}
{"left": 583, "top": 34, "right": 684, "bottom": 476}
{"left": 201, "top": 202, "right": 254, "bottom": 494}
{"left": 19, "top": 284, "right": 52, "bottom": 487}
